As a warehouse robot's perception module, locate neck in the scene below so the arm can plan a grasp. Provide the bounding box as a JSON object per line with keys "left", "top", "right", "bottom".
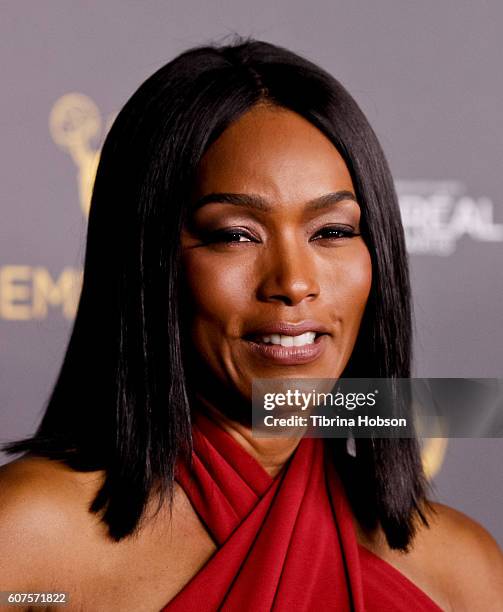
{"left": 194, "top": 394, "right": 302, "bottom": 478}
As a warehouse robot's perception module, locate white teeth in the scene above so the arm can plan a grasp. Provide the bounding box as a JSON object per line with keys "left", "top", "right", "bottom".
{"left": 293, "top": 332, "right": 316, "bottom": 346}
{"left": 260, "top": 332, "right": 317, "bottom": 346}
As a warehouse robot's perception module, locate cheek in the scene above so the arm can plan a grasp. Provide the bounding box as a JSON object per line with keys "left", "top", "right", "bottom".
{"left": 346, "top": 246, "right": 372, "bottom": 308}
{"left": 323, "top": 243, "right": 372, "bottom": 322}
{"left": 181, "top": 252, "right": 253, "bottom": 336}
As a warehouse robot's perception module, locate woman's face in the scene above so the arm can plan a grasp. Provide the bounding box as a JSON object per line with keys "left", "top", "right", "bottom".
{"left": 180, "top": 104, "right": 372, "bottom": 402}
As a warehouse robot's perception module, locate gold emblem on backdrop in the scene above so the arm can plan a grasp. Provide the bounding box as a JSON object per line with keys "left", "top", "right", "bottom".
{"left": 49, "top": 92, "right": 113, "bottom": 216}
{"left": 0, "top": 93, "right": 103, "bottom": 321}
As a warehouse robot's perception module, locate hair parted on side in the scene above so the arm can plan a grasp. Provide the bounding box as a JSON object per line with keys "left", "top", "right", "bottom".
{"left": 2, "top": 35, "right": 430, "bottom": 550}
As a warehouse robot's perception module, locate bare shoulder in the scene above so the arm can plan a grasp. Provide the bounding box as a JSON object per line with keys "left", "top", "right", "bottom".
{"left": 422, "top": 501, "right": 503, "bottom": 554}
{"left": 422, "top": 502, "right": 503, "bottom": 602}
{"left": 359, "top": 500, "right": 503, "bottom": 611}
{"left": 0, "top": 453, "right": 105, "bottom": 525}
{"left": 0, "top": 455, "right": 106, "bottom": 591}
{"left": 396, "top": 501, "right": 503, "bottom": 611}
{"left": 0, "top": 456, "right": 217, "bottom": 611}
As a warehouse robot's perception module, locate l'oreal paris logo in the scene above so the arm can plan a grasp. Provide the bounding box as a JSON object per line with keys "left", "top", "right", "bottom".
{"left": 396, "top": 180, "right": 503, "bottom": 255}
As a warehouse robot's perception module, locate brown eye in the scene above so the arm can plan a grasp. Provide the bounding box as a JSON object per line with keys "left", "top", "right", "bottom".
{"left": 206, "top": 228, "right": 258, "bottom": 244}
{"left": 311, "top": 225, "right": 359, "bottom": 241}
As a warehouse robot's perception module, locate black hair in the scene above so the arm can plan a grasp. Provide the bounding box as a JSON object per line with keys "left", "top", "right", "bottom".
{"left": 2, "top": 36, "right": 430, "bottom": 550}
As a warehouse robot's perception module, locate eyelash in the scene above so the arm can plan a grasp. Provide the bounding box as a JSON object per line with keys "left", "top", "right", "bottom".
{"left": 311, "top": 226, "right": 360, "bottom": 241}
{"left": 205, "top": 225, "right": 360, "bottom": 244}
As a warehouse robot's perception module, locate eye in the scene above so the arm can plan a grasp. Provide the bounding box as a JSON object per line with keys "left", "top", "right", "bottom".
{"left": 205, "top": 228, "right": 259, "bottom": 244}
{"left": 311, "top": 225, "right": 360, "bottom": 241}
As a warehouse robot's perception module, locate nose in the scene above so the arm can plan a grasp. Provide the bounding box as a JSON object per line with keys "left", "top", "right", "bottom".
{"left": 256, "top": 237, "right": 320, "bottom": 306}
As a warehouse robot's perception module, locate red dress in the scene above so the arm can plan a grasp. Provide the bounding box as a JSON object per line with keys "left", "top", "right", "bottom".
{"left": 162, "top": 411, "right": 442, "bottom": 611}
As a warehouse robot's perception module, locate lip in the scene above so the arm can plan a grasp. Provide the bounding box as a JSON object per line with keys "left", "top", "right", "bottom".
{"left": 243, "top": 319, "right": 330, "bottom": 338}
{"left": 243, "top": 333, "right": 328, "bottom": 365}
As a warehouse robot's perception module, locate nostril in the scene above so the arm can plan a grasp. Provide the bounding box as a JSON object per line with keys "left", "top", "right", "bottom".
{"left": 270, "top": 295, "right": 294, "bottom": 306}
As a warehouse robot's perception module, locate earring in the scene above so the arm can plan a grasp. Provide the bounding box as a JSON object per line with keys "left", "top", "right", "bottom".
{"left": 346, "top": 435, "right": 356, "bottom": 458}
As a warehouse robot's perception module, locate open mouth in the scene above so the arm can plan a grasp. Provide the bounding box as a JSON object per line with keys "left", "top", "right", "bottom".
{"left": 242, "top": 332, "right": 328, "bottom": 365}
{"left": 245, "top": 332, "right": 326, "bottom": 347}
{"left": 241, "top": 321, "right": 331, "bottom": 365}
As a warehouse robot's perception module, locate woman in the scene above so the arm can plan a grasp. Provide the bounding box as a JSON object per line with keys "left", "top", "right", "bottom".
{"left": 1, "top": 38, "right": 502, "bottom": 611}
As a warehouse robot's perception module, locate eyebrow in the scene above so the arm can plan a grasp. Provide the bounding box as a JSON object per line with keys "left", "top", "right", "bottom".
{"left": 192, "top": 190, "right": 357, "bottom": 212}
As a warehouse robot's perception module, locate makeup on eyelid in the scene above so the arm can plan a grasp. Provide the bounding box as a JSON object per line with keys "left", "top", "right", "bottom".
{"left": 187, "top": 203, "right": 362, "bottom": 246}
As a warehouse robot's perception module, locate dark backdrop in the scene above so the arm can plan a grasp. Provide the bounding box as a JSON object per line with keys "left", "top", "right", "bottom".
{"left": 1, "top": 0, "right": 501, "bottom": 544}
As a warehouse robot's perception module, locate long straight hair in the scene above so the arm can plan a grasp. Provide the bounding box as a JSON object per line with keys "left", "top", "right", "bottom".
{"left": 3, "top": 37, "right": 429, "bottom": 550}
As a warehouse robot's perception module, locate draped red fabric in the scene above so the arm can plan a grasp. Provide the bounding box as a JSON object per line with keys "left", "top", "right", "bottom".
{"left": 162, "top": 411, "right": 442, "bottom": 611}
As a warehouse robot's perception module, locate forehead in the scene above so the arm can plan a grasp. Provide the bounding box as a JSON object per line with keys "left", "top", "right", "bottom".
{"left": 195, "top": 105, "right": 355, "bottom": 204}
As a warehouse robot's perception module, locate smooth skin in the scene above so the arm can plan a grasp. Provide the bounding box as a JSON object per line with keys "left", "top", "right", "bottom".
{"left": 1, "top": 105, "right": 502, "bottom": 611}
